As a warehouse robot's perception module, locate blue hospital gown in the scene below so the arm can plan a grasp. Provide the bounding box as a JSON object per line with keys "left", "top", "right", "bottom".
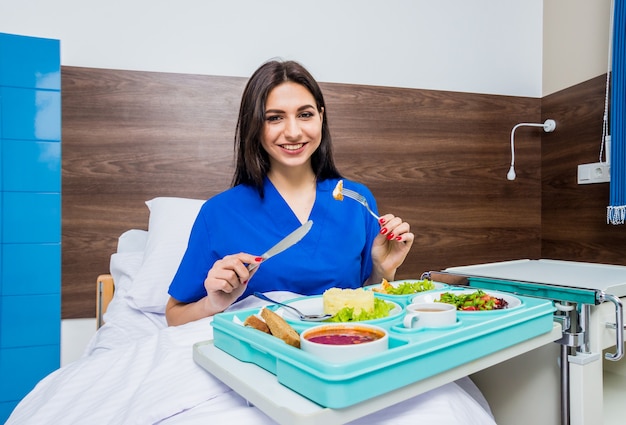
{"left": 168, "top": 177, "right": 380, "bottom": 303}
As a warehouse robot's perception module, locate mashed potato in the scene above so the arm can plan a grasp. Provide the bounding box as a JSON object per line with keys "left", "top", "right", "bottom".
{"left": 323, "top": 287, "right": 374, "bottom": 316}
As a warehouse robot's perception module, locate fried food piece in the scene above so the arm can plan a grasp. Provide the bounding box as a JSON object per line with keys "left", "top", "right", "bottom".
{"left": 332, "top": 180, "right": 344, "bottom": 201}
{"left": 243, "top": 314, "right": 271, "bottom": 334}
{"left": 371, "top": 278, "right": 391, "bottom": 293}
{"left": 261, "top": 308, "right": 301, "bottom": 348}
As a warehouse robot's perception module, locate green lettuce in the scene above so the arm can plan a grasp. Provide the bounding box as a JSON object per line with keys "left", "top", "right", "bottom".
{"left": 326, "top": 298, "right": 395, "bottom": 322}
{"left": 386, "top": 280, "right": 435, "bottom": 295}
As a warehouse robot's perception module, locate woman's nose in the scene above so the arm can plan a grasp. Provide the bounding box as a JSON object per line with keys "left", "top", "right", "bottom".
{"left": 284, "top": 118, "right": 302, "bottom": 140}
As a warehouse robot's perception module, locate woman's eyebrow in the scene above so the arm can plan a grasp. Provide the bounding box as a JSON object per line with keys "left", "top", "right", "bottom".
{"left": 265, "top": 104, "right": 316, "bottom": 114}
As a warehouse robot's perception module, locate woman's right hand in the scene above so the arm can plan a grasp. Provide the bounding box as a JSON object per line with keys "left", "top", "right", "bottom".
{"left": 165, "top": 253, "right": 262, "bottom": 326}
{"left": 202, "top": 252, "right": 262, "bottom": 313}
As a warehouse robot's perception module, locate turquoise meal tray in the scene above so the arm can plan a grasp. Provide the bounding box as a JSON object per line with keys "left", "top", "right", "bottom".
{"left": 211, "top": 292, "right": 555, "bottom": 409}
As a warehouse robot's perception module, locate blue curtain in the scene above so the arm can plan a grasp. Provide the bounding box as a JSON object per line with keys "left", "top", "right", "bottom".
{"left": 608, "top": 0, "right": 626, "bottom": 224}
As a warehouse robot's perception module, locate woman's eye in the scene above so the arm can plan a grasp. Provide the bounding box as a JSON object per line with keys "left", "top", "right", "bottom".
{"left": 266, "top": 115, "right": 281, "bottom": 122}
{"left": 299, "top": 111, "right": 314, "bottom": 118}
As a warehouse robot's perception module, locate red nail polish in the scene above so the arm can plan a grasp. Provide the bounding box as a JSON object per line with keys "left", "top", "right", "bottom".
{"left": 242, "top": 280, "right": 248, "bottom": 285}
{"left": 255, "top": 257, "right": 263, "bottom": 262}
{"left": 380, "top": 227, "right": 387, "bottom": 235}
{"left": 387, "top": 233, "right": 394, "bottom": 240}
{"left": 395, "top": 236, "right": 402, "bottom": 241}
{"left": 379, "top": 218, "right": 386, "bottom": 224}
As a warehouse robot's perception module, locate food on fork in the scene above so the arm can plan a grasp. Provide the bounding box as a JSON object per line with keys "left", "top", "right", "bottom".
{"left": 260, "top": 308, "right": 301, "bottom": 348}
{"left": 331, "top": 179, "right": 380, "bottom": 220}
{"left": 323, "top": 288, "right": 374, "bottom": 316}
{"left": 332, "top": 180, "right": 344, "bottom": 201}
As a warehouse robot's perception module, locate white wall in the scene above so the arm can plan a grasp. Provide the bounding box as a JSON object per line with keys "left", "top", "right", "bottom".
{"left": 543, "top": 0, "right": 612, "bottom": 96}
{"left": 0, "top": 0, "right": 612, "bottom": 97}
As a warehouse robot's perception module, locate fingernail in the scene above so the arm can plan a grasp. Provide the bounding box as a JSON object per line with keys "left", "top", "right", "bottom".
{"left": 379, "top": 218, "right": 386, "bottom": 224}
{"left": 380, "top": 227, "right": 388, "bottom": 235}
{"left": 255, "top": 257, "right": 263, "bottom": 262}
{"left": 242, "top": 280, "right": 248, "bottom": 285}
{"left": 395, "top": 236, "right": 403, "bottom": 241}
{"left": 386, "top": 233, "right": 395, "bottom": 240}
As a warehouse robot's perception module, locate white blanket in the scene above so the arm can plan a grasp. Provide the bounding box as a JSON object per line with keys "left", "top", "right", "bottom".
{"left": 8, "top": 242, "right": 496, "bottom": 425}
{"left": 8, "top": 313, "right": 496, "bottom": 425}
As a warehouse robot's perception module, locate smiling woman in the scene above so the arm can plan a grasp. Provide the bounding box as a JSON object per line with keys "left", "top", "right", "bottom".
{"left": 165, "top": 59, "right": 415, "bottom": 327}
{"left": 232, "top": 60, "right": 339, "bottom": 196}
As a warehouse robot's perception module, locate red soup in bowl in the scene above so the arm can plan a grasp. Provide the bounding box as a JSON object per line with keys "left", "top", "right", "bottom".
{"left": 300, "top": 324, "right": 388, "bottom": 363}
{"left": 305, "top": 327, "right": 384, "bottom": 345}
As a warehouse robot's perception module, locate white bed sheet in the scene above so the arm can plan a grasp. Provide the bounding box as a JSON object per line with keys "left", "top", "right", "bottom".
{"left": 7, "top": 230, "right": 496, "bottom": 425}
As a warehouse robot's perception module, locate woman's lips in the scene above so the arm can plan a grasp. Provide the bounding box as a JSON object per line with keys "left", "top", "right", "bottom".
{"left": 279, "top": 143, "right": 306, "bottom": 153}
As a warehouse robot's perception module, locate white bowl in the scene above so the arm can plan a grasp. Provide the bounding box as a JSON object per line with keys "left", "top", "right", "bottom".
{"left": 300, "top": 323, "right": 388, "bottom": 363}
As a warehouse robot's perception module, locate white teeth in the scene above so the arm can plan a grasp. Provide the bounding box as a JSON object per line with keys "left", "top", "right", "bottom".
{"left": 282, "top": 144, "right": 304, "bottom": 151}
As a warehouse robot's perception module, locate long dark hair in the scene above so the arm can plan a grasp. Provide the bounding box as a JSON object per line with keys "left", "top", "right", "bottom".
{"left": 232, "top": 59, "right": 341, "bottom": 196}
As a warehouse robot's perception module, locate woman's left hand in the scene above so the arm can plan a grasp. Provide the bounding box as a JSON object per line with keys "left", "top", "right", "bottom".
{"left": 369, "top": 214, "right": 414, "bottom": 282}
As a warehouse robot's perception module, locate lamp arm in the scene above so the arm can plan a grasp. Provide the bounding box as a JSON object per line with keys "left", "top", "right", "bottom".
{"left": 508, "top": 119, "right": 556, "bottom": 181}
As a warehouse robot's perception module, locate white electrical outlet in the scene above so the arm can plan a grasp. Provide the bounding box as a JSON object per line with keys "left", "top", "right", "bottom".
{"left": 577, "top": 162, "right": 610, "bottom": 184}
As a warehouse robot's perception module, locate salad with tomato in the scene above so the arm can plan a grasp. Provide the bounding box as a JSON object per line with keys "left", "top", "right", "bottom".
{"left": 372, "top": 278, "right": 435, "bottom": 295}
{"left": 436, "top": 290, "right": 509, "bottom": 311}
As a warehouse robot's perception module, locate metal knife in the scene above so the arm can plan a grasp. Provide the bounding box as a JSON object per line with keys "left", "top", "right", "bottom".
{"left": 247, "top": 220, "right": 313, "bottom": 272}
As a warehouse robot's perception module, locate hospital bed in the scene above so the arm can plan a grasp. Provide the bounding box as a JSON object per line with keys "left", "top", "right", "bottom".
{"left": 7, "top": 197, "right": 499, "bottom": 425}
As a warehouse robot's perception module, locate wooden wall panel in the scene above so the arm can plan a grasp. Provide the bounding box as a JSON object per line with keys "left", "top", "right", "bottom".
{"left": 62, "top": 67, "right": 246, "bottom": 317}
{"left": 62, "top": 66, "right": 542, "bottom": 318}
{"left": 324, "top": 84, "right": 542, "bottom": 277}
{"left": 541, "top": 75, "right": 626, "bottom": 263}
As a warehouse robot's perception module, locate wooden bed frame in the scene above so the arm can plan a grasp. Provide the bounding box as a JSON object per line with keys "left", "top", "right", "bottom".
{"left": 96, "top": 274, "right": 114, "bottom": 328}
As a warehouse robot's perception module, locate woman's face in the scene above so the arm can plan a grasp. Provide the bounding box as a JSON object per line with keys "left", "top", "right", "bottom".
{"left": 261, "top": 81, "right": 323, "bottom": 172}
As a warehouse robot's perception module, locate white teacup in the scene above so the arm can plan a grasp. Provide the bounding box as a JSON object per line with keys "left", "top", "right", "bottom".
{"left": 403, "top": 302, "right": 457, "bottom": 329}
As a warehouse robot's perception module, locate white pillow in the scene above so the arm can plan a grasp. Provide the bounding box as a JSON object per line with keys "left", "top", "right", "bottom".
{"left": 117, "top": 229, "right": 149, "bottom": 253}
{"left": 110, "top": 251, "right": 145, "bottom": 294}
{"left": 125, "top": 197, "right": 206, "bottom": 313}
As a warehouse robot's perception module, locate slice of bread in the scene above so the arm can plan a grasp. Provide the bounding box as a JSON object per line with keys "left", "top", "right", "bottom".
{"left": 243, "top": 314, "right": 270, "bottom": 334}
{"left": 261, "top": 308, "right": 301, "bottom": 348}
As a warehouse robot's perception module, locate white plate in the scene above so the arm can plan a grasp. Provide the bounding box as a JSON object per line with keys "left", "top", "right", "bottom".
{"left": 368, "top": 279, "right": 447, "bottom": 296}
{"left": 277, "top": 296, "right": 402, "bottom": 324}
{"left": 410, "top": 289, "right": 522, "bottom": 312}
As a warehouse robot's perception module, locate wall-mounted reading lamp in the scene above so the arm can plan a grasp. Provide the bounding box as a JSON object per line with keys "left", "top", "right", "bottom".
{"left": 507, "top": 119, "right": 557, "bottom": 180}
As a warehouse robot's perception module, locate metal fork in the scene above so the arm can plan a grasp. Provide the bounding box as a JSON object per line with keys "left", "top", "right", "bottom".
{"left": 253, "top": 292, "right": 332, "bottom": 321}
{"left": 341, "top": 188, "right": 380, "bottom": 220}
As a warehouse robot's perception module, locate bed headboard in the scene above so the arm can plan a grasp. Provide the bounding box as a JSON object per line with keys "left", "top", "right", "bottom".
{"left": 62, "top": 66, "right": 542, "bottom": 318}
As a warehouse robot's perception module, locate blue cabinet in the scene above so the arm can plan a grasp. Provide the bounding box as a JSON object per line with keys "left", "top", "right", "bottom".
{"left": 0, "top": 33, "right": 61, "bottom": 422}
